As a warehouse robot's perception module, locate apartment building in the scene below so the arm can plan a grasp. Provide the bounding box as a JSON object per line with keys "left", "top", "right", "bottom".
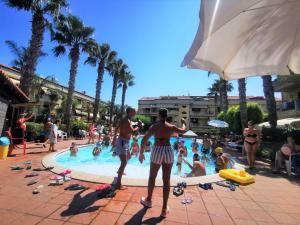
{"left": 273, "top": 75, "right": 300, "bottom": 119}
{"left": 0, "top": 64, "right": 102, "bottom": 120}
{"left": 138, "top": 95, "right": 272, "bottom": 134}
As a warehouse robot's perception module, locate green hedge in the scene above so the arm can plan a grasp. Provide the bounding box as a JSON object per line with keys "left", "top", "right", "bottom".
{"left": 71, "top": 120, "right": 89, "bottom": 131}
{"left": 25, "top": 122, "right": 44, "bottom": 136}
{"left": 133, "top": 115, "right": 152, "bottom": 131}
{"left": 218, "top": 102, "right": 264, "bottom": 134}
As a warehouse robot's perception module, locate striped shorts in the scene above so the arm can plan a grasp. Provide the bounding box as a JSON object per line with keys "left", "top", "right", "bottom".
{"left": 150, "top": 146, "right": 174, "bottom": 165}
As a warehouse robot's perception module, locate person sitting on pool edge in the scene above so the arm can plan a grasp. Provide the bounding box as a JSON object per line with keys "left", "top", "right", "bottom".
{"left": 115, "top": 107, "right": 142, "bottom": 189}
{"left": 182, "top": 153, "right": 206, "bottom": 177}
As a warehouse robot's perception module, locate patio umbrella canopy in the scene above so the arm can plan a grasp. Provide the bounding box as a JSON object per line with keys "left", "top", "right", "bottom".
{"left": 182, "top": 130, "right": 198, "bottom": 137}
{"left": 182, "top": 0, "right": 300, "bottom": 80}
{"left": 208, "top": 120, "right": 229, "bottom": 128}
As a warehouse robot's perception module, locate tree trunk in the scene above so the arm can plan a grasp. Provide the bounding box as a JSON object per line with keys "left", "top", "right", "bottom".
{"left": 93, "top": 61, "right": 105, "bottom": 123}
{"left": 20, "top": 10, "right": 45, "bottom": 96}
{"left": 120, "top": 84, "right": 127, "bottom": 115}
{"left": 262, "top": 75, "right": 277, "bottom": 128}
{"left": 238, "top": 78, "right": 248, "bottom": 130}
{"left": 65, "top": 46, "right": 80, "bottom": 132}
{"left": 220, "top": 78, "right": 229, "bottom": 112}
{"left": 109, "top": 75, "right": 118, "bottom": 125}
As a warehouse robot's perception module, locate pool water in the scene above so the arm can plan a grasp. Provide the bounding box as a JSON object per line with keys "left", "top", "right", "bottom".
{"left": 56, "top": 137, "right": 217, "bottom": 179}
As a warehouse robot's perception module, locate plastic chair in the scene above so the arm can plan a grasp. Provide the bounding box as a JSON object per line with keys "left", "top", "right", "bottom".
{"left": 285, "top": 153, "right": 300, "bottom": 176}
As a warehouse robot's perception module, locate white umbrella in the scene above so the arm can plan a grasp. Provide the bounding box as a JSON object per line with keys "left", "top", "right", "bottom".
{"left": 182, "top": 0, "right": 300, "bottom": 80}
{"left": 182, "top": 130, "right": 198, "bottom": 137}
{"left": 208, "top": 120, "right": 229, "bottom": 128}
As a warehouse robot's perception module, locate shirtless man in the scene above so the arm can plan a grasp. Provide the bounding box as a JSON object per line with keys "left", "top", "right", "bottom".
{"left": 183, "top": 153, "right": 206, "bottom": 177}
{"left": 115, "top": 107, "right": 141, "bottom": 189}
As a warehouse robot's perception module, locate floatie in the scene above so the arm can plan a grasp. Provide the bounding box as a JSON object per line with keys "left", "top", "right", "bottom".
{"left": 219, "top": 169, "right": 255, "bottom": 185}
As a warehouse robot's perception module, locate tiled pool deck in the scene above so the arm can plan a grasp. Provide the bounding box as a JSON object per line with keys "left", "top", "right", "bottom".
{"left": 0, "top": 139, "right": 299, "bottom": 225}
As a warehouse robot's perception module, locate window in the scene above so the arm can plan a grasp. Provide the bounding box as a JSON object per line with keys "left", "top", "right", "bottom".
{"left": 192, "top": 108, "right": 201, "bottom": 112}
{"left": 182, "top": 111, "right": 187, "bottom": 114}
{"left": 182, "top": 105, "right": 187, "bottom": 108}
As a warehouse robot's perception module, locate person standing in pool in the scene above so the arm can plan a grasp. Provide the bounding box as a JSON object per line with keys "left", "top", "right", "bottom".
{"left": 139, "top": 108, "right": 186, "bottom": 218}
{"left": 115, "top": 107, "right": 141, "bottom": 189}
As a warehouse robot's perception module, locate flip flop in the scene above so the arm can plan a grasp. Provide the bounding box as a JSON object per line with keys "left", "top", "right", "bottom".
{"left": 11, "top": 165, "right": 24, "bottom": 170}
{"left": 181, "top": 198, "right": 187, "bottom": 204}
{"left": 33, "top": 185, "right": 44, "bottom": 194}
{"left": 59, "top": 169, "right": 72, "bottom": 176}
{"left": 173, "top": 186, "right": 184, "bottom": 196}
{"left": 140, "top": 196, "right": 152, "bottom": 208}
{"left": 64, "top": 184, "right": 80, "bottom": 190}
{"left": 199, "top": 183, "right": 213, "bottom": 190}
{"left": 68, "top": 185, "right": 88, "bottom": 191}
{"left": 27, "top": 179, "right": 38, "bottom": 186}
{"left": 160, "top": 206, "right": 170, "bottom": 218}
{"left": 186, "top": 197, "right": 193, "bottom": 204}
{"left": 216, "top": 181, "right": 235, "bottom": 191}
{"left": 24, "top": 172, "right": 39, "bottom": 178}
{"left": 24, "top": 161, "right": 32, "bottom": 165}
{"left": 25, "top": 165, "right": 31, "bottom": 170}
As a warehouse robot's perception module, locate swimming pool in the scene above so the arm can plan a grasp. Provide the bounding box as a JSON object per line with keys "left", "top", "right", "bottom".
{"left": 54, "top": 137, "right": 217, "bottom": 180}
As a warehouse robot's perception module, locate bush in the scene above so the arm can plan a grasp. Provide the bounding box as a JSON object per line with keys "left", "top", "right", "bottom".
{"left": 222, "top": 103, "right": 264, "bottom": 134}
{"left": 133, "top": 115, "right": 152, "bottom": 131}
{"left": 25, "top": 122, "right": 44, "bottom": 141}
{"left": 71, "top": 120, "right": 89, "bottom": 131}
{"left": 262, "top": 127, "right": 300, "bottom": 142}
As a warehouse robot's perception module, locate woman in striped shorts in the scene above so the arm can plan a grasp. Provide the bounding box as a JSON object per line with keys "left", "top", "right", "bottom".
{"left": 139, "top": 108, "right": 186, "bottom": 218}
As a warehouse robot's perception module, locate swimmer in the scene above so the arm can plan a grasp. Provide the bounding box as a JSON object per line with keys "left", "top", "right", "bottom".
{"left": 131, "top": 136, "right": 139, "bottom": 156}
{"left": 177, "top": 149, "right": 185, "bottom": 175}
{"left": 202, "top": 134, "right": 211, "bottom": 154}
{"left": 93, "top": 146, "right": 101, "bottom": 157}
{"left": 145, "top": 140, "right": 152, "bottom": 152}
{"left": 178, "top": 140, "right": 188, "bottom": 157}
{"left": 215, "top": 153, "right": 231, "bottom": 172}
{"left": 70, "top": 142, "right": 78, "bottom": 157}
{"left": 191, "top": 138, "right": 199, "bottom": 152}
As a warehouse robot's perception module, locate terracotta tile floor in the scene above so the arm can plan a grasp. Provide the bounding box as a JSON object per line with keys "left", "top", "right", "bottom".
{"left": 0, "top": 138, "right": 299, "bottom": 225}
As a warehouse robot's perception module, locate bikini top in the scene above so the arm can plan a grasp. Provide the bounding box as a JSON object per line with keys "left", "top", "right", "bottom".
{"left": 132, "top": 145, "right": 139, "bottom": 150}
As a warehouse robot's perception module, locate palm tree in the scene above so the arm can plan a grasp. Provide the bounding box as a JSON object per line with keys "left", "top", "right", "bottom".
{"left": 107, "top": 59, "right": 128, "bottom": 125}
{"left": 3, "top": 0, "right": 67, "bottom": 96}
{"left": 85, "top": 43, "right": 117, "bottom": 123}
{"left": 119, "top": 71, "right": 135, "bottom": 114}
{"left": 51, "top": 15, "right": 95, "bottom": 131}
{"left": 262, "top": 75, "right": 277, "bottom": 128}
{"left": 207, "top": 78, "right": 233, "bottom": 113}
{"left": 238, "top": 78, "right": 248, "bottom": 129}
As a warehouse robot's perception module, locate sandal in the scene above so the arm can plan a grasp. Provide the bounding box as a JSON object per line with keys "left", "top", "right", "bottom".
{"left": 173, "top": 186, "right": 184, "bottom": 196}
{"left": 27, "top": 179, "right": 38, "bottom": 186}
{"left": 160, "top": 206, "right": 170, "bottom": 218}
{"left": 140, "top": 196, "right": 152, "bottom": 208}
{"left": 186, "top": 196, "right": 193, "bottom": 204}
{"left": 24, "top": 172, "right": 39, "bottom": 178}
{"left": 11, "top": 165, "right": 24, "bottom": 170}
{"left": 199, "top": 183, "right": 213, "bottom": 190}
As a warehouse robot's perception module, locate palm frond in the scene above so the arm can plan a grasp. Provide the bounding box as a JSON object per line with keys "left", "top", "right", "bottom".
{"left": 4, "top": 0, "right": 33, "bottom": 10}
{"left": 84, "top": 56, "right": 97, "bottom": 66}
{"left": 52, "top": 45, "right": 66, "bottom": 57}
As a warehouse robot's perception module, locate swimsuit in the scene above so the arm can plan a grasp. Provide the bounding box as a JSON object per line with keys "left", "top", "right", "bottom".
{"left": 116, "top": 137, "right": 129, "bottom": 156}
{"left": 245, "top": 140, "right": 257, "bottom": 145}
{"left": 245, "top": 133, "right": 258, "bottom": 145}
{"left": 150, "top": 146, "right": 174, "bottom": 165}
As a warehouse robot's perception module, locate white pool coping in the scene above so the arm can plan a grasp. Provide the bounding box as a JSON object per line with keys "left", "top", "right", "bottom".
{"left": 42, "top": 145, "right": 245, "bottom": 186}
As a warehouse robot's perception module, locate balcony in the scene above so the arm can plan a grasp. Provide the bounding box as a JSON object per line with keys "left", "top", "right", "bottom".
{"left": 278, "top": 99, "right": 300, "bottom": 119}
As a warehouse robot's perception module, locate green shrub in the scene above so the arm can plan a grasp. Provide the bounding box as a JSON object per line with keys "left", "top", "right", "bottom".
{"left": 25, "top": 122, "right": 44, "bottom": 140}
{"left": 217, "top": 111, "right": 225, "bottom": 121}
{"left": 134, "top": 115, "right": 152, "bottom": 131}
{"left": 71, "top": 120, "right": 89, "bottom": 131}
{"left": 222, "top": 102, "right": 264, "bottom": 134}
{"left": 263, "top": 112, "right": 269, "bottom": 122}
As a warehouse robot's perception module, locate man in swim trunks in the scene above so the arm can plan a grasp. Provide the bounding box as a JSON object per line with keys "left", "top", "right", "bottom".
{"left": 115, "top": 107, "right": 141, "bottom": 189}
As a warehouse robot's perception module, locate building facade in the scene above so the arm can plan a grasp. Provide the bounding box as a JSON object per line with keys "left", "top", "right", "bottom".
{"left": 138, "top": 95, "right": 274, "bottom": 134}
{"left": 273, "top": 76, "right": 300, "bottom": 119}
{"left": 0, "top": 64, "right": 105, "bottom": 120}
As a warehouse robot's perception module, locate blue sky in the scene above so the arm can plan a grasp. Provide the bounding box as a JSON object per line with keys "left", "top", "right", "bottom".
{"left": 0, "top": 0, "right": 279, "bottom": 107}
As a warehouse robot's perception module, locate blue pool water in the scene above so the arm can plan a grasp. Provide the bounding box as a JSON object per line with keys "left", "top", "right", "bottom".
{"left": 56, "top": 137, "right": 217, "bottom": 179}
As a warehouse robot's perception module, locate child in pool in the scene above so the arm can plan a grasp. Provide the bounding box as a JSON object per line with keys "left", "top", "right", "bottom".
{"left": 70, "top": 142, "right": 78, "bottom": 157}
{"left": 93, "top": 141, "right": 102, "bottom": 157}
{"left": 130, "top": 137, "right": 139, "bottom": 156}
{"left": 145, "top": 140, "right": 152, "bottom": 152}
{"left": 103, "top": 134, "right": 111, "bottom": 147}
{"left": 179, "top": 140, "right": 188, "bottom": 157}
{"left": 177, "top": 149, "right": 185, "bottom": 175}
{"left": 215, "top": 153, "right": 231, "bottom": 172}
